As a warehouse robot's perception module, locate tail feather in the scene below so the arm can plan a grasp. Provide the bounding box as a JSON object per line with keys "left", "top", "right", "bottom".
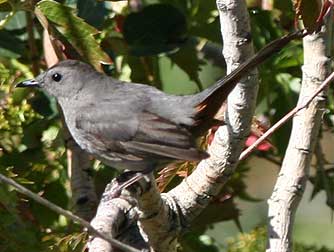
{"left": 190, "top": 30, "right": 306, "bottom": 136}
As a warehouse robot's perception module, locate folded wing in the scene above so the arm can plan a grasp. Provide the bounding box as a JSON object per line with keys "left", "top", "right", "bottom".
{"left": 75, "top": 103, "right": 208, "bottom": 162}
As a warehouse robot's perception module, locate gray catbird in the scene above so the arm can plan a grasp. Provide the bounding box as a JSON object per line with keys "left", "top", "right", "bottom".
{"left": 16, "top": 31, "right": 304, "bottom": 174}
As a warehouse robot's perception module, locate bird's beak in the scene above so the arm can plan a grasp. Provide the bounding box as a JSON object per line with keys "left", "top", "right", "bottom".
{"left": 16, "top": 79, "right": 41, "bottom": 88}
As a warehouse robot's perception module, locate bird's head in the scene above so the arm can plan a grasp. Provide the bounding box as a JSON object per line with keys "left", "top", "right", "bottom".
{"left": 16, "top": 60, "right": 94, "bottom": 100}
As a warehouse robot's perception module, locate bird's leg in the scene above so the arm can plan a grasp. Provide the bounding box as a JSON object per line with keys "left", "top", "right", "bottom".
{"left": 111, "top": 167, "right": 155, "bottom": 198}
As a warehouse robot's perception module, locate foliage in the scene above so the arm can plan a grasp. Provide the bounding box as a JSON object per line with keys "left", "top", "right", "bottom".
{"left": 181, "top": 227, "right": 334, "bottom": 252}
{"left": 0, "top": 0, "right": 333, "bottom": 251}
{"left": 224, "top": 227, "right": 334, "bottom": 252}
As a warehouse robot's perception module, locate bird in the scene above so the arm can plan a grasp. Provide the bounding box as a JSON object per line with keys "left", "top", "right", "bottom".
{"left": 17, "top": 59, "right": 217, "bottom": 172}
{"left": 16, "top": 31, "right": 303, "bottom": 177}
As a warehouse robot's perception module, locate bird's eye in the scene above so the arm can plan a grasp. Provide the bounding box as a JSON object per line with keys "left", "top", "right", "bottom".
{"left": 52, "top": 73, "right": 62, "bottom": 82}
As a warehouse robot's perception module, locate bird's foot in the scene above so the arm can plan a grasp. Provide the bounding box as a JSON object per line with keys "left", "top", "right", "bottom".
{"left": 110, "top": 168, "right": 154, "bottom": 198}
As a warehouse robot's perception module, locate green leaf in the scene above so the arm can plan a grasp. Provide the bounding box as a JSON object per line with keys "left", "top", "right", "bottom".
{"left": 77, "top": 0, "right": 107, "bottom": 29}
{"left": 180, "top": 232, "right": 220, "bottom": 252}
{"left": 0, "top": 63, "right": 9, "bottom": 84}
{"left": 54, "top": 232, "right": 87, "bottom": 252}
{"left": 123, "top": 4, "right": 187, "bottom": 56}
{"left": 0, "top": 1, "right": 15, "bottom": 29}
{"left": 0, "top": 29, "right": 25, "bottom": 58}
{"left": 168, "top": 40, "right": 204, "bottom": 90}
{"left": 187, "top": 0, "right": 221, "bottom": 43}
{"left": 36, "top": 0, "right": 111, "bottom": 69}
{"left": 28, "top": 91, "right": 58, "bottom": 118}
{"left": 0, "top": 2, "right": 11, "bottom": 12}
{"left": 0, "top": 11, "right": 26, "bottom": 30}
{"left": 272, "top": 41, "right": 303, "bottom": 70}
{"left": 249, "top": 9, "right": 282, "bottom": 50}
{"left": 126, "top": 55, "right": 153, "bottom": 84}
{"left": 31, "top": 180, "right": 69, "bottom": 226}
{"left": 273, "top": 0, "right": 295, "bottom": 29}
{"left": 22, "top": 119, "right": 49, "bottom": 149}
{"left": 102, "top": 36, "right": 128, "bottom": 56}
{"left": 225, "top": 227, "right": 267, "bottom": 252}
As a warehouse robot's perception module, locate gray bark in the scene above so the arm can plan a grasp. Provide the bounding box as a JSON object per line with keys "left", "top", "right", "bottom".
{"left": 266, "top": 24, "right": 332, "bottom": 252}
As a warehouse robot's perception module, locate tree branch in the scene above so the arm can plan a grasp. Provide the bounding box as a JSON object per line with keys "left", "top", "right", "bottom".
{"left": 66, "top": 138, "right": 98, "bottom": 221}
{"left": 136, "top": 175, "right": 181, "bottom": 252}
{"left": 266, "top": 22, "right": 332, "bottom": 252}
{"left": 89, "top": 179, "right": 149, "bottom": 252}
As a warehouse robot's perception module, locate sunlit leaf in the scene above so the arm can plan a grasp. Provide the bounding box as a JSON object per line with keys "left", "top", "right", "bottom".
{"left": 36, "top": 0, "right": 111, "bottom": 69}
{"left": 0, "top": 1, "right": 15, "bottom": 29}
{"left": 188, "top": 0, "right": 221, "bottom": 43}
{"left": 0, "top": 63, "right": 9, "bottom": 84}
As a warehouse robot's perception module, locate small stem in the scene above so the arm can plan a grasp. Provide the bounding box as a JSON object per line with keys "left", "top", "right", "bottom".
{"left": 240, "top": 71, "right": 334, "bottom": 161}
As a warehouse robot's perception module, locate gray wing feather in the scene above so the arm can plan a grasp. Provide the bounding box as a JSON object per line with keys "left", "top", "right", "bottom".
{"left": 74, "top": 102, "right": 206, "bottom": 161}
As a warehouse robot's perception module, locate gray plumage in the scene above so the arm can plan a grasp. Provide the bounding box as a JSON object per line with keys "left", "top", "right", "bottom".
{"left": 19, "top": 60, "right": 224, "bottom": 171}
{"left": 16, "top": 31, "right": 301, "bottom": 172}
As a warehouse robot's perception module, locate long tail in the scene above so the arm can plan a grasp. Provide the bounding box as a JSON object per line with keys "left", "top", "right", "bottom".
{"left": 191, "top": 29, "right": 307, "bottom": 136}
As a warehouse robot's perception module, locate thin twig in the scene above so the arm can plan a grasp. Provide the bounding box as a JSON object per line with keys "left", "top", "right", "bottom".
{"left": 0, "top": 173, "right": 142, "bottom": 252}
{"left": 240, "top": 71, "right": 334, "bottom": 161}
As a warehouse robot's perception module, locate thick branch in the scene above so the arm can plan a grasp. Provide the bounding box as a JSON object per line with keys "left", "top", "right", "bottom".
{"left": 89, "top": 180, "right": 148, "bottom": 252}
{"left": 136, "top": 176, "right": 180, "bottom": 252}
{"left": 66, "top": 138, "right": 98, "bottom": 221}
{"left": 266, "top": 25, "right": 332, "bottom": 252}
